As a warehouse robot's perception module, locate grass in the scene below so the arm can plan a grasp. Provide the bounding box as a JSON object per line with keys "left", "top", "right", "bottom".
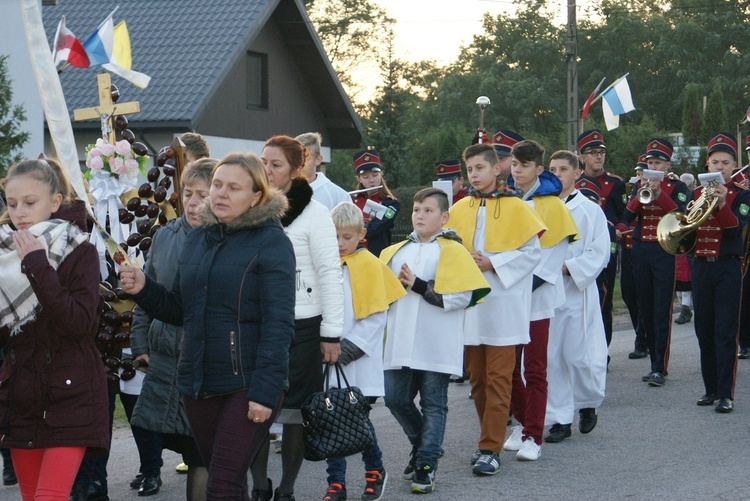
{"left": 113, "top": 396, "right": 128, "bottom": 427}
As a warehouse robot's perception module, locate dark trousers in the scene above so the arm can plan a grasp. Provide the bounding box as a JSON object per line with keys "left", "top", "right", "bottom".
{"left": 621, "top": 247, "right": 647, "bottom": 351}
{"left": 632, "top": 241, "right": 676, "bottom": 374}
{"left": 120, "top": 393, "right": 164, "bottom": 477}
{"left": 183, "top": 390, "right": 282, "bottom": 500}
{"left": 738, "top": 270, "right": 750, "bottom": 350}
{"left": 596, "top": 246, "right": 618, "bottom": 346}
{"left": 73, "top": 391, "right": 115, "bottom": 492}
{"left": 692, "top": 258, "right": 741, "bottom": 399}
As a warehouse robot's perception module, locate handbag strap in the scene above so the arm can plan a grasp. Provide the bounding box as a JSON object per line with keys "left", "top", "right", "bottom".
{"left": 322, "top": 362, "right": 354, "bottom": 391}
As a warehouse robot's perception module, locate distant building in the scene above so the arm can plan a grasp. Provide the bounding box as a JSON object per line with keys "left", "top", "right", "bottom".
{"left": 40, "top": 0, "right": 362, "bottom": 162}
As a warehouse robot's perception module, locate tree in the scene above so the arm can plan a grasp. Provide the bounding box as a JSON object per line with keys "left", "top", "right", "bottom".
{"left": 304, "top": 0, "right": 394, "bottom": 99}
{"left": 681, "top": 83, "right": 701, "bottom": 146}
{"left": 363, "top": 33, "right": 419, "bottom": 188}
{"left": 0, "top": 55, "right": 29, "bottom": 178}
{"left": 701, "top": 81, "right": 728, "bottom": 140}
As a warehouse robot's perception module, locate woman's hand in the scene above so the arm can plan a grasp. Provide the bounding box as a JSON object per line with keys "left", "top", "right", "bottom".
{"left": 321, "top": 342, "right": 340, "bottom": 364}
{"left": 134, "top": 354, "right": 149, "bottom": 373}
{"left": 119, "top": 266, "right": 146, "bottom": 295}
{"left": 247, "top": 401, "right": 272, "bottom": 423}
{"left": 13, "top": 229, "right": 43, "bottom": 260}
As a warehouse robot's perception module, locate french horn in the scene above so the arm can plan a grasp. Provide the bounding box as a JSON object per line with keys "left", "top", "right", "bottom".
{"left": 656, "top": 185, "right": 718, "bottom": 254}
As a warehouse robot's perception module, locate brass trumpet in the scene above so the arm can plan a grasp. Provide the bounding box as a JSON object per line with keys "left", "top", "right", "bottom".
{"left": 656, "top": 185, "right": 718, "bottom": 254}
{"left": 637, "top": 186, "right": 653, "bottom": 204}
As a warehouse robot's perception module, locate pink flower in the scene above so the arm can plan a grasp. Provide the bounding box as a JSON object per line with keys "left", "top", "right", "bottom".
{"left": 115, "top": 140, "right": 132, "bottom": 157}
{"left": 87, "top": 156, "right": 104, "bottom": 171}
{"left": 88, "top": 147, "right": 102, "bottom": 158}
{"left": 99, "top": 142, "right": 115, "bottom": 157}
{"left": 124, "top": 158, "right": 139, "bottom": 173}
{"left": 111, "top": 157, "right": 126, "bottom": 175}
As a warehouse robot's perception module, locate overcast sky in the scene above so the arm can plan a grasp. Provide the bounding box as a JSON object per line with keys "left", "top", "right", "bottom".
{"left": 371, "top": 0, "right": 517, "bottom": 62}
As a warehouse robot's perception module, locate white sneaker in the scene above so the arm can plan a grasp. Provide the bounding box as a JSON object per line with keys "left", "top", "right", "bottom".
{"left": 516, "top": 437, "right": 541, "bottom": 461}
{"left": 503, "top": 424, "right": 524, "bottom": 451}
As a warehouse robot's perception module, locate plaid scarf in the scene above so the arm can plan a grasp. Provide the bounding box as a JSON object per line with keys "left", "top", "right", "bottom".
{"left": 0, "top": 220, "right": 89, "bottom": 335}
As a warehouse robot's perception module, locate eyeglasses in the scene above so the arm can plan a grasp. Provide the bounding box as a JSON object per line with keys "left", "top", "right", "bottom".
{"left": 585, "top": 150, "right": 606, "bottom": 157}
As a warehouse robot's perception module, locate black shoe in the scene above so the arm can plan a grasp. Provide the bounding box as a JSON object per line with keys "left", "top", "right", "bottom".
{"left": 130, "top": 473, "right": 144, "bottom": 489}
{"left": 739, "top": 348, "right": 750, "bottom": 360}
{"left": 641, "top": 371, "right": 653, "bottom": 382}
{"left": 251, "top": 478, "right": 273, "bottom": 501}
{"left": 629, "top": 349, "right": 648, "bottom": 359}
{"left": 274, "top": 488, "right": 296, "bottom": 501}
{"left": 138, "top": 476, "right": 162, "bottom": 497}
{"left": 674, "top": 305, "right": 692, "bottom": 324}
{"left": 2, "top": 462, "right": 16, "bottom": 486}
{"left": 697, "top": 394, "right": 717, "bottom": 406}
{"left": 647, "top": 372, "right": 666, "bottom": 387}
{"left": 402, "top": 448, "right": 418, "bottom": 480}
{"left": 579, "top": 408, "right": 598, "bottom": 434}
{"left": 71, "top": 481, "right": 109, "bottom": 501}
{"left": 544, "top": 423, "right": 572, "bottom": 443}
{"left": 715, "top": 398, "right": 734, "bottom": 413}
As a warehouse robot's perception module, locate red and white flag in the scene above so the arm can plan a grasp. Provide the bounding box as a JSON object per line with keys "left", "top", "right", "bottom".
{"left": 581, "top": 77, "right": 606, "bottom": 120}
{"left": 52, "top": 16, "right": 90, "bottom": 68}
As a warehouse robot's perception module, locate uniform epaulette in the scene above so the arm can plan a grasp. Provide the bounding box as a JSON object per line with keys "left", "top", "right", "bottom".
{"left": 605, "top": 171, "right": 623, "bottom": 182}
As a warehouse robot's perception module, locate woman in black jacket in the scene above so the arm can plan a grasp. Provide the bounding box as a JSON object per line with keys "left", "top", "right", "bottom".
{"left": 120, "top": 152, "right": 296, "bottom": 500}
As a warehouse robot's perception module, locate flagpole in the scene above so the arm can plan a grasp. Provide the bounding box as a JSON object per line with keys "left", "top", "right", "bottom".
{"left": 97, "top": 6, "right": 119, "bottom": 29}
{"left": 57, "top": 62, "right": 70, "bottom": 74}
{"left": 588, "top": 72, "right": 630, "bottom": 107}
{"left": 578, "top": 77, "right": 606, "bottom": 116}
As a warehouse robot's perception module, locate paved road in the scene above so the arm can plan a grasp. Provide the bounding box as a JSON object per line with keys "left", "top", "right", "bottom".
{"left": 1, "top": 313, "right": 748, "bottom": 500}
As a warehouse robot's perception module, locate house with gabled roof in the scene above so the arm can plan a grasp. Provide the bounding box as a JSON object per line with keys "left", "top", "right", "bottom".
{"left": 41, "top": 0, "right": 363, "bottom": 161}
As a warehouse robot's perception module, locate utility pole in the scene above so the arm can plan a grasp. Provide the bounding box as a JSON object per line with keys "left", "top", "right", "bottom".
{"left": 566, "top": 0, "right": 578, "bottom": 151}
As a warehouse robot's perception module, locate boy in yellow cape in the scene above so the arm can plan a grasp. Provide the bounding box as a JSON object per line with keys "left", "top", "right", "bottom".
{"left": 504, "top": 139, "right": 579, "bottom": 462}
{"left": 320, "top": 202, "right": 404, "bottom": 501}
{"left": 450, "top": 143, "right": 546, "bottom": 476}
{"left": 379, "top": 188, "right": 489, "bottom": 494}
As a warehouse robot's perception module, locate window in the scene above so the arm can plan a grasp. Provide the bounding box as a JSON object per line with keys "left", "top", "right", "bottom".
{"left": 246, "top": 52, "right": 268, "bottom": 109}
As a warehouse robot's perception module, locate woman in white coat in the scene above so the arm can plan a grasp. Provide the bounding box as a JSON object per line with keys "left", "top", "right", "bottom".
{"left": 250, "top": 136, "right": 344, "bottom": 501}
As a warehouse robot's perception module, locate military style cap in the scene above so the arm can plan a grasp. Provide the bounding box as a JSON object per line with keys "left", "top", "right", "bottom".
{"left": 707, "top": 132, "right": 737, "bottom": 160}
{"left": 577, "top": 130, "right": 606, "bottom": 153}
{"left": 635, "top": 154, "right": 647, "bottom": 171}
{"left": 435, "top": 159, "right": 462, "bottom": 179}
{"left": 645, "top": 138, "right": 673, "bottom": 161}
{"left": 492, "top": 129, "right": 524, "bottom": 157}
{"left": 352, "top": 149, "right": 382, "bottom": 174}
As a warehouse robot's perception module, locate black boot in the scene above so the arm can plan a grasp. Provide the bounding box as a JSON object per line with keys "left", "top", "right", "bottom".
{"left": 674, "top": 305, "right": 692, "bottom": 324}
{"left": 0, "top": 449, "right": 15, "bottom": 486}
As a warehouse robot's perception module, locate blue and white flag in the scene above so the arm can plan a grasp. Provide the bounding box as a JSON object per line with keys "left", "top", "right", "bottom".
{"left": 81, "top": 13, "right": 151, "bottom": 88}
{"left": 602, "top": 75, "right": 635, "bottom": 130}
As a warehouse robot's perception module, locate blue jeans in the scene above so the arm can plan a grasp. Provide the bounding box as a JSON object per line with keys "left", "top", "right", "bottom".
{"left": 326, "top": 405, "right": 382, "bottom": 485}
{"left": 383, "top": 368, "right": 450, "bottom": 470}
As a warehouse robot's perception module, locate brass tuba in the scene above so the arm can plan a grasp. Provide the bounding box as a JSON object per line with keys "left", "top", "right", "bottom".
{"left": 656, "top": 185, "right": 718, "bottom": 254}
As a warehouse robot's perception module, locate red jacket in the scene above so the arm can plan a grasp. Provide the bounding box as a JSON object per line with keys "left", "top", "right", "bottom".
{"left": 0, "top": 202, "right": 109, "bottom": 456}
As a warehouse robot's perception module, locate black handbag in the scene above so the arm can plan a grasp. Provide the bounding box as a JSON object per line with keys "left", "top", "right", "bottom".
{"left": 301, "top": 362, "right": 374, "bottom": 461}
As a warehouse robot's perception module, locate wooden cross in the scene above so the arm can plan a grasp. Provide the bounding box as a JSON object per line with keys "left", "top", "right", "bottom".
{"left": 73, "top": 73, "right": 140, "bottom": 144}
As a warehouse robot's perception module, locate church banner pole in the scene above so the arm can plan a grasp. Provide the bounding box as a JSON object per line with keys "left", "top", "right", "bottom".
{"left": 19, "top": 0, "right": 90, "bottom": 211}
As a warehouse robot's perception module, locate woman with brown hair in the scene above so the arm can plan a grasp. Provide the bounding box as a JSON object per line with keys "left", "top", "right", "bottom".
{"left": 250, "top": 135, "right": 343, "bottom": 501}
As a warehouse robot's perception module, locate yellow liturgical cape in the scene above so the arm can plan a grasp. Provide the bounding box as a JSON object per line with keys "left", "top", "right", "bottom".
{"left": 341, "top": 248, "right": 406, "bottom": 320}
{"left": 449, "top": 196, "right": 547, "bottom": 252}
{"left": 530, "top": 195, "right": 580, "bottom": 248}
{"left": 379, "top": 236, "right": 491, "bottom": 308}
